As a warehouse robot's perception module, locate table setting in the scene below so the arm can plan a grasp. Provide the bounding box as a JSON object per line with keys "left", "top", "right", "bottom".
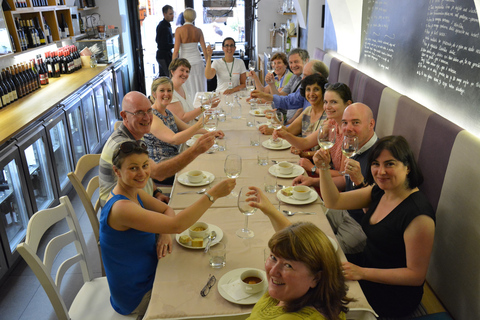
{"left": 142, "top": 92, "right": 377, "bottom": 320}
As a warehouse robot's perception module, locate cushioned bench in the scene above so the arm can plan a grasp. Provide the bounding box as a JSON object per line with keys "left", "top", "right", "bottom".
{"left": 315, "top": 47, "right": 480, "bottom": 320}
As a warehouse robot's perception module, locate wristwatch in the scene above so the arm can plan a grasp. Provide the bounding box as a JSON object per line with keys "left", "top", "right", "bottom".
{"left": 353, "top": 179, "right": 367, "bottom": 189}
{"left": 204, "top": 192, "right": 215, "bottom": 202}
{"left": 311, "top": 165, "right": 317, "bottom": 174}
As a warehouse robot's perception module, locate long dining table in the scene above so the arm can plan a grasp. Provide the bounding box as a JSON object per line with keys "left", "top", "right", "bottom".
{"left": 143, "top": 92, "right": 377, "bottom": 320}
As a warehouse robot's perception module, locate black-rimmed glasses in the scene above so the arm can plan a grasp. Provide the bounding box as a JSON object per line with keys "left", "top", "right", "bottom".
{"left": 200, "top": 275, "right": 217, "bottom": 297}
{"left": 223, "top": 44, "right": 235, "bottom": 48}
{"left": 124, "top": 108, "right": 154, "bottom": 118}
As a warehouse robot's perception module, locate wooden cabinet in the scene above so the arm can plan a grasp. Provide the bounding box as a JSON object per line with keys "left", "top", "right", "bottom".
{"left": 4, "top": 0, "right": 74, "bottom": 53}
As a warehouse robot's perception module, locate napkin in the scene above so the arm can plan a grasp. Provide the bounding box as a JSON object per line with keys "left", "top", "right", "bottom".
{"left": 221, "top": 279, "right": 255, "bottom": 301}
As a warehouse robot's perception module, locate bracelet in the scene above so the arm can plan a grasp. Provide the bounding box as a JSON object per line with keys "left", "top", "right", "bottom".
{"left": 353, "top": 179, "right": 367, "bottom": 189}
{"left": 153, "top": 187, "right": 162, "bottom": 197}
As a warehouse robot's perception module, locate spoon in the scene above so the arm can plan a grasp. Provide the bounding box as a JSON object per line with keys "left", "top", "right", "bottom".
{"left": 283, "top": 210, "right": 316, "bottom": 216}
{"left": 271, "top": 160, "right": 297, "bottom": 164}
{"left": 204, "top": 231, "right": 217, "bottom": 252}
{"left": 177, "top": 188, "right": 207, "bottom": 195}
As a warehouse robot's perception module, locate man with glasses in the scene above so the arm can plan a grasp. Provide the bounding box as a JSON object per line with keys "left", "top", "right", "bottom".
{"left": 156, "top": 5, "right": 174, "bottom": 76}
{"left": 99, "top": 91, "right": 217, "bottom": 205}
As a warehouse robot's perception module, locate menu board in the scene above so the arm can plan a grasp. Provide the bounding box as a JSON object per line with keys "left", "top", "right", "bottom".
{"left": 359, "top": 0, "right": 480, "bottom": 127}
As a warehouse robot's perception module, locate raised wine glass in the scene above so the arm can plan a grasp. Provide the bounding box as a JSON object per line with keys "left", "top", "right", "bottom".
{"left": 224, "top": 154, "right": 242, "bottom": 197}
{"left": 236, "top": 187, "right": 257, "bottom": 238}
{"left": 246, "top": 77, "right": 256, "bottom": 93}
{"left": 340, "top": 136, "right": 359, "bottom": 176}
{"left": 201, "top": 93, "right": 212, "bottom": 112}
{"left": 266, "top": 59, "right": 275, "bottom": 84}
{"left": 271, "top": 111, "right": 284, "bottom": 130}
{"left": 248, "top": 60, "right": 255, "bottom": 72}
{"left": 204, "top": 110, "right": 219, "bottom": 152}
{"left": 317, "top": 123, "right": 337, "bottom": 170}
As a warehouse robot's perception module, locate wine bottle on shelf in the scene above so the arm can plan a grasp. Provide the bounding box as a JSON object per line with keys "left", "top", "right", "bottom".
{"left": 10, "top": 34, "right": 16, "bottom": 53}
{"left": 0, "top": 78, "right": 8, "bottom": 108}
{"left": 3, "top": 69, "right": 18, "bottom": 102}
{"left": 29, "top": 20, "right": 41, "bottom": 47}
{"left": 20, "top": 20, "right": 32, "bottom": 49}
{"left": 53, "top": 51, "right": 61, "bottom": 77}
{"left": 43, "top": 16, "right": 53, "bottom": 44}
{"left": 34, "top": 17, "right": 46, "bottom": 46}
{"left": 20, "top": 63, "right": 33, "bottom": 93}
{"left": 28, "top": 62, "right": 40, "bottom": 90}
{"left": 9, "top": 66, "right": 24, "bottom": 98}
{"left": 14, "top": 65, "right": 28, "bottom": 96}
{"left": 0, "top": 73, "right": 11, "bottom": 106}
{"left": 0, "top": 73, "right": 13, "bottom": 104}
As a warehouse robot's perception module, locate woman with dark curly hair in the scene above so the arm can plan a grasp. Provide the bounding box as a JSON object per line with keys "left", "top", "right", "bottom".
{"left": 315, "top": 135, "right": 435, "bottom": 317}
{"left": 246, "top": 186, "right": 352, "bottom": 320}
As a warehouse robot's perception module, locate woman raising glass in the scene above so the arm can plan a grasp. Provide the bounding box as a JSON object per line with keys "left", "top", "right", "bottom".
{"left": 248, "top": 52, "right": 293, "bottom": 94}
{"left": 100, "top": 141, "right": 235, "bottom": 316}
{"left": 205, "top": 37, "right": 247, "bottom": 95}
{"left": 315, "top": 135, "right": 435, "bottom": 318}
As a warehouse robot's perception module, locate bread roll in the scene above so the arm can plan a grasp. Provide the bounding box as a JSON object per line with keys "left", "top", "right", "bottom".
{"left": 179, "top": 235, "right": 192, "bottom": 244}
{"left": 191, "top": 238, "right": 204, "bottom": 247}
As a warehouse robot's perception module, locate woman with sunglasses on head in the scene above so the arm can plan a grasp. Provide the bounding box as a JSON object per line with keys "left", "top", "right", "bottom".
{"left": 145, "top": 77, "right": 224, "bottom": 184}
{"left": 274, "top": 82, "right": 353, "bottom": 176}
{"left": 100, "top": 140, "right": 236, "bottom": 316}
{"left": 315, "top": 136, "right": 435, "bottom": 317}
{"left": 205, "top": 37, "right": 247, "bottom": 95}
{"left": 243, "top": 186, "right": 351, "bottom": 320}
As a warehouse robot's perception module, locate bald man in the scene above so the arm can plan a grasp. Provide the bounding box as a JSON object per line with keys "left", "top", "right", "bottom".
{"left": 293, "top": 103, "right": 378, "bottom": 253}
{"left": 99, "top": 91, "right": 216, "bottom": 205}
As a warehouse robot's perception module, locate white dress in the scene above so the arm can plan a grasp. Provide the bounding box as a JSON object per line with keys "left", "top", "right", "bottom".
{"left": 179, "top": 42, "right": 206, "bottom": 100}
{"left": 171, "top": 88, "right": 196, "bottom": 125}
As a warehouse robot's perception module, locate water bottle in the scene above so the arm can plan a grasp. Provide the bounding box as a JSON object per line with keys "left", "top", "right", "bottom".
{"left": 231, "top": 95, "right": 242, "bottom": 119}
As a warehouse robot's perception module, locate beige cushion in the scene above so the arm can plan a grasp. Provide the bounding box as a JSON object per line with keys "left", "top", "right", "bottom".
{"left": 375, "top": 87, "right": 402, "bottom": 138}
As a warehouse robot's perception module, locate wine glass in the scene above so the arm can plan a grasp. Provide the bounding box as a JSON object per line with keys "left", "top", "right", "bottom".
{"left": 271, "top": 111, "right": 284, "bottom": 130}
{"left": 266, "top": 59, "right": 275, "bottom": 84}
{"left": 201, "top": 93, "right": 212, "bottom": 112}
{"left": 340, "top": 136, "right": 359, "bottom": 176}
{"left": 317, "top": 123, "right": 337, "bottom": 169}
{"left": 204, "top": 110, "right": 219, "bottom": 152}
{"left": 236, "top": 186, "right": 257, "bottom": 238}
{"left": 224, "top": 154, "right": 242, "bottom": 196}
{"left": 248, "top": 60, "right": 255, "bottom": 72}
{"left": 246, "top": 77, "right": 255, "bottom": 93}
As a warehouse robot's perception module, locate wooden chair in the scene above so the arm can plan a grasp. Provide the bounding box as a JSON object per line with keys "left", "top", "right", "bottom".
{"left": 67, "top": 153, "right": 103, "bottom": 275}
{"left": 16, "top": 196, "right": 136, "bottom": 320}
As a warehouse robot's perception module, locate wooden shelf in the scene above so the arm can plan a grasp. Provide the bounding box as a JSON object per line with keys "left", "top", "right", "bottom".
{"left": 78, "top": 7, "right": 98, "bottom": 11}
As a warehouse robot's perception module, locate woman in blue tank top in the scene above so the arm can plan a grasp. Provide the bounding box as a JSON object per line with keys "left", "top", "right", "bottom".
{"left": 100, "top": 140, "right": 236, "bottom": 316}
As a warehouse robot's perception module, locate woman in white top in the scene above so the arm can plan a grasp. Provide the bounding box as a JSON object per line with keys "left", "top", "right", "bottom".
{"left": 205, "top": 37, "right": 247, "bottom": 95}
{"left": 167, "top": 58, "right": 218, "bottom": 125}
{"left": 172, "top": 8, "right": 207, "bottom": 100}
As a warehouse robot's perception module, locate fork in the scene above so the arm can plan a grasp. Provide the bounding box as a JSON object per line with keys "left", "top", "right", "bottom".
{"left": 177, "top": 188, "right": 207, "bottom": 195}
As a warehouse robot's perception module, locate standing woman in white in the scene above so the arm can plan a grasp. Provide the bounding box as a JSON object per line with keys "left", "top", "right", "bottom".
{"left": 205, "top": 37, "right": 247, "bottom": 94}
{"left": 172, "top": 8, "right": 207, "bottom": 100}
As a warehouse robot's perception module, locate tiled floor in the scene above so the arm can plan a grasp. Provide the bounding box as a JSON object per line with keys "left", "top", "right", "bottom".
{"left": 0, "top": 170, "right": 102, "bottom": 320}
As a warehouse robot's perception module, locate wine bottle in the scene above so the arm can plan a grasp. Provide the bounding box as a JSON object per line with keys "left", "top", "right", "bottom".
{"left": 0, "top": 72, "right": 13, "bottom": 104}
{"left": 0, "top": 73, "right": 11, "bottom": 106}
{"left": 53, "top": 51, "right": 61, "bottom": 77}
{"left": 34, "top": 17, "right": 46, "bottom": 46}
{"left": 29, "top": 20, "right": 40, "bottom": 47}
{"left": 9, "top": 66, "right": 23, "bottom": 98}
{"left": 3, "top": 69, "right": 18, "bottom": 101}
{"left": 14, "top": 65, "right": 28, "bottom": 95}
{"left": 0, "top": 76, "right": 8, "bottom": 107}
{"left": 43, "top": 16, "right": 53, "bottom": 44}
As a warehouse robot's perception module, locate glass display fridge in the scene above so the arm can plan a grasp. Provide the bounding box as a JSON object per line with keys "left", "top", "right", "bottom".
{"left": 43, "top": 109, "right": 74, "bottom": 196}
{"left": 114, "top": 56, "right": 130, "bottom": 112}
{"left": 80, "top": 87, "right": 101, "bottom": 154}
{"left": 92, "top": 78, "right": 110, "bottom": 145}
{"left": 16, "top": 125, "right": 58, "bottom": 212}
{"left": 0, "top": 143, "right": 34, "bottom": 274}
{"left": 64, "top": 94, "right": 88, "bottom": 167}
{"left": 102, "top": 71, "right": 119, "bottom": 132}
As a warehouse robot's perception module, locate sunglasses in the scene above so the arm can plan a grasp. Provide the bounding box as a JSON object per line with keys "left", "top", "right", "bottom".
{"left": 113, "top": 140, "right": 148, "bottom": 163}
{"left": 324, "top": 82, "right": 347, "bottom": 90}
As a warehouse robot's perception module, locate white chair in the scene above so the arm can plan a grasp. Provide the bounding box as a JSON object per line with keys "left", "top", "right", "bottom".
{"left": 67, "top": 153, "right": 104, "bottom": 275}
{"left": 16, "top": 196, "right": 136, "bottom": 320}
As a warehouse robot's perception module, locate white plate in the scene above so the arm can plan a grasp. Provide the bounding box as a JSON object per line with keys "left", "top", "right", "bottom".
{"left": 327, "top": 235, "right": 338, "bottom": 252}
{"left": 268, "top": 164, "right": 304, "bottom": 178}
{"left": 177, "top": 171, "right": 215, "bottom": 186}
{"left": 249, "top": 109, "right": 266, "bottom": 117}
{"left": 175, "top": 223, "right": 224, "bottom": 249}
{"left": 262, "top": 139, "right": 291, "bottom": 150}
{"left": 218, "top": 268, "right": 267, "bottom": 305}
{"left": 186, "top": 139, "right": 197, "bottom": 147}
{"left": 276, "top": 188, "right": 318, "bottom": 205}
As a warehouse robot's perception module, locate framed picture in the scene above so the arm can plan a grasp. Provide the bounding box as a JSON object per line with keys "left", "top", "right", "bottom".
{"left": 0, "top": 6, "right": 14, "bottom": 55}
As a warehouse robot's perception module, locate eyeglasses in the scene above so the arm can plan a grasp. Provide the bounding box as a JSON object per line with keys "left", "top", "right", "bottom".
{"left": 223, "top": 44, "right": 235, "bottom": 48}
{"left": 324, "top": 82, "right": 347, "bottom": 90}
{"left": 200, "top": 275, "right": 216, "bottom": 297}
{"left": 124, "top": 108, "right": 154, "bottom": 118}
